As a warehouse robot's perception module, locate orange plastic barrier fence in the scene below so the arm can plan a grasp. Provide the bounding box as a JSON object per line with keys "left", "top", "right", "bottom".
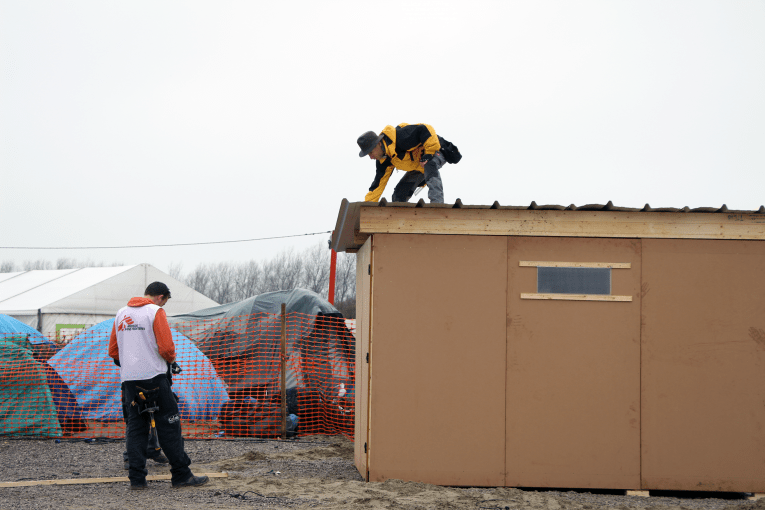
{"left": 0, "top": 311, "right": 355, "bottom": 441}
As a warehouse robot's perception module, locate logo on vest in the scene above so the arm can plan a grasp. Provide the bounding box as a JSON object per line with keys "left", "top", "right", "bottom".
{"left": 118, "top": 316, "right": 145, "bottom": 332}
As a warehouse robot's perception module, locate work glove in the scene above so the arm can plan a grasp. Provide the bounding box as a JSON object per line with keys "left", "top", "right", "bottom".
{"left": 171, "top": 362, "right": 182, "bottom": 375}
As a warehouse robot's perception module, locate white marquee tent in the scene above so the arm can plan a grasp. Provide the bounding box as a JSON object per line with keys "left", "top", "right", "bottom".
{"left": 0, "top": 264, "right": 218, "bottom": 337}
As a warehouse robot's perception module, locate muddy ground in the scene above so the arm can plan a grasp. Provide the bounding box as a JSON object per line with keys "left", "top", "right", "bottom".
{"left": 0, "top": 435, "right": 763, "bottom": 510}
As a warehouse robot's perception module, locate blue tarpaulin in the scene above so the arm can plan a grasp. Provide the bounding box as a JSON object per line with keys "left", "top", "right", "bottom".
{"left": 0, "top": 314, "right": 54, "bottom": 346}
{"left": 48, "top": 319, "right": 229, "bottom": 421}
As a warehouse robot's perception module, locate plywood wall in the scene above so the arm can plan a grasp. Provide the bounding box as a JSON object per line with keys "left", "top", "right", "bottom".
{"left": 356, "top": 234, "right": 765, "bottom": 491}
{"left": 641, "top": 239, "right": 765, "bottom": 491}
{"left": 506, "top": 237, "right": 642, "bottom": 489}
{"left": 367, "top": 234, "right": 507, "bottom": 485}
{"left": 354, "top": 238, "right": 371, "bottom": 478}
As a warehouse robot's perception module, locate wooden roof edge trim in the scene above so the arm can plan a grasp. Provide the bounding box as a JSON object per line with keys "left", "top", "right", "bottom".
{"left": 331, "top": 199, "right": 364, "bottom": 252}
{"left": 332, "top": 200, "right": 765, "bottom": 252}
{"left": 356, "top": 231, "right": 765, "bottom": 241}
{"left": 357, "top": 207, "right": 765, "bottom": 240}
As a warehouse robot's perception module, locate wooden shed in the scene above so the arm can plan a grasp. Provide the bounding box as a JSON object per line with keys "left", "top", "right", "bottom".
{"left": 330, "top": 198, "right": 765, "bottom": 492}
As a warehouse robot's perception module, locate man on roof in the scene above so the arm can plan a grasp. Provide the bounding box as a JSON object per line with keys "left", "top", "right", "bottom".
{"left": 109, "top": 281, "right": 208, "bottom": 490}
{"left": 358, "top": 123, "right": 455, "bottom": 204}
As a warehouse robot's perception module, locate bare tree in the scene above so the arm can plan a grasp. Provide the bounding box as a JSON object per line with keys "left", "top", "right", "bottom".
{"left": 23, "top": 259, "right": 53, "bottom": 270}
{"left": 167, "top": 261, "right": 184, "bottom": 281}
{"left": 56, "top": 258, "right": 78, "bottom": 269}
{"left": 208, "top": 262, "right": 236, "bottom": 304}
{"left": 334, "top": 252, "right": 357, "bottom": 304}
{"left": 83, "top": 259, "right": 105, "bottom": 267}
{"left": 186, "top": 263, "right": 212, "bottom": 297}
{"left": 262, "top": 248, "right": 303, "bottom": 292}
{"left": 0, "top": 261, "right": 17, "bottom": 273}
{"left": 302, "top": 242, "right": 330, "bottom": 296}
{"left": 233, "top": 260, "right": 262, "bottom": 301}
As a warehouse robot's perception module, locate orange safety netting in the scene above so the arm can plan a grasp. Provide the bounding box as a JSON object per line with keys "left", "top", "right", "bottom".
{"left": 0, "top": 311, "right": 355, "bottom": 441}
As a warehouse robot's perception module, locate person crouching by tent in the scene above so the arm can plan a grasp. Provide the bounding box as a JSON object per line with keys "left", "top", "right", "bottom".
{"left": 108, "top": 282, "right": 208, "bottom": 490}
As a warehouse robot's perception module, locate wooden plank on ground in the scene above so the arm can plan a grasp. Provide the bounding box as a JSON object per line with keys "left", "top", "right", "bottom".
{"left": 0, "top": 472, "right": 227, "bottom": 488}
{"left": 626, "top": 490, "right": 650, "bottom": 497}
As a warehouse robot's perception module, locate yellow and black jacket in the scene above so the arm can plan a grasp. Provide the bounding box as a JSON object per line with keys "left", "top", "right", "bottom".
{"left": 364, "top": 123, "right": 441, "bottom": 202}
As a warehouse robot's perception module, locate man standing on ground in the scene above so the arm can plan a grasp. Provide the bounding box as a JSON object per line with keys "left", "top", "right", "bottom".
{"left": 109, "top": 281, "right": 208, "bottom": 490}
{"left": 358, "top": 123, "right": 458, "bottom": 204}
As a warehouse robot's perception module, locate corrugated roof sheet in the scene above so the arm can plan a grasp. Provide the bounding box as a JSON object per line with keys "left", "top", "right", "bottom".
{"left": 376, "top": 198, "right": 765, "bottom": 214}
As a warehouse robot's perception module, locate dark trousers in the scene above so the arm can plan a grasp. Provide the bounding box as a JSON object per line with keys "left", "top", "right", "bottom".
{"left": 123, "top": 374, "right": 192, "bottom": 485}
{"left": 121, "top": 385, "right": 165, "bottom": 462}
{"left": 391, "top": 152, "right": 446, "bottom": 203}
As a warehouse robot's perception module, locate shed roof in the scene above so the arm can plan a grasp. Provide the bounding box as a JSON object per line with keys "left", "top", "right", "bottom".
{"left": 331, "top": 199, "right": 765, "bottom": 253}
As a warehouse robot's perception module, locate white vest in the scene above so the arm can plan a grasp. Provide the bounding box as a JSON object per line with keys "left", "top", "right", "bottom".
{"left": 115, "top": 303, "right": 168, "bottom": 382}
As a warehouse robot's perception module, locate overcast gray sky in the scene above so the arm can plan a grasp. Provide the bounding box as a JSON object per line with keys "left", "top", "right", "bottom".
{"left": 2, "top": 0, "right": 763, "bottom": 274}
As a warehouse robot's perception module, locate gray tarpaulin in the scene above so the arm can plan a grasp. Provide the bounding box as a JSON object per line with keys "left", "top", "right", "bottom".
{"left": 168, "top": 289, "right": 354, "bottom": 395}
{"left": 168, "top": 289, "right": 355, "bottom": 437}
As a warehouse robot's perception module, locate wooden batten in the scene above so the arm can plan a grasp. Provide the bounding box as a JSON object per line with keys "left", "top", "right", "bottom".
{"left": 521, "top": 293, "right": 633, "bottom": 302}
{"left": 355, "top": 208, "right": 765, "bottom": 246}
{"left": 519, "top": 261, "right": 631, "bottom": 269}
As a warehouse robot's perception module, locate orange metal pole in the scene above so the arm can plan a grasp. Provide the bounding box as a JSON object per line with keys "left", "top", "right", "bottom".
{"left": 328, "top": 247, "right": 337, "bottom": 305}
{"left": 280, "top": 303, "right": 287, "bottom": 440}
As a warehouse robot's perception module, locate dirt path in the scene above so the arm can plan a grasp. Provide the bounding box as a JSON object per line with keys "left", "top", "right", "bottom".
{"left": 0, "top": 436, "right": 761, "bottom": 510}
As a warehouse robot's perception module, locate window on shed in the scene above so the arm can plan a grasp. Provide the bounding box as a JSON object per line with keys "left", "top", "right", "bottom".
{"left": 519, "top": 261, "right": 632, "bottom": 302}
{"left": 537, "top": 267, "right": 611, "bottom": 295}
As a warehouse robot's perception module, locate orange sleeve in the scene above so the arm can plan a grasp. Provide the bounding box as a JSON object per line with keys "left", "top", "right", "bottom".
{"left": 153, "top": 309, "right": 176, "bottom": 363}
{"left": 108, "top": 322, "right": 119, "bottom": 360}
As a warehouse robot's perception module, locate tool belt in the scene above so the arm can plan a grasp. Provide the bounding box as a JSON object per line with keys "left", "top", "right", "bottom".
{"left": 133, "top": 386, "right": 160, "bottom": 415}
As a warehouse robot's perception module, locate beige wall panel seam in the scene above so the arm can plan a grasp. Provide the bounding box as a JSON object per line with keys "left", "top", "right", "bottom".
{"left": 638, "top": 239, "right": 644, "bottom": 490}
{"left": 504, "top": 236, "right": 509, "bottom": 486}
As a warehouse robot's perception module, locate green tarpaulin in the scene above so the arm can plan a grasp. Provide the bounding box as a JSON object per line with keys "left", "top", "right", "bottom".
{"left": 0, "top": 336, "right": 62, "bottom": 437}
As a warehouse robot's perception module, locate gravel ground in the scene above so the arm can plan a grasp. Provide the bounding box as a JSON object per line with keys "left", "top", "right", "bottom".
{"left": 0, "top": 435, "right": 763, "bottom": 510}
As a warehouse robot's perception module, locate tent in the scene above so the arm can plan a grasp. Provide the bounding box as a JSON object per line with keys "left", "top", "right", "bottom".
{"left": 48, "top": 319, "right": 229, "bottom": 422}
{"left": 169, "top": 289, "right": 355, "bottom": 437}
{"left": 0, "top": 314, "right": 86, "bottom": 432}
{"left": 0, "top": 264, "right": 218, "bottom": 336}
{"left": 0, "top": 313, "right": 54, "bottom": 346}
{"left": 0, "top": 336, "right": 62, "bottom": 437}
{"left": 169, "top": 288, "right": 355, "bottom": 392}
{"left": 40, "top": 361, "right": 87, "bottom": 433}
